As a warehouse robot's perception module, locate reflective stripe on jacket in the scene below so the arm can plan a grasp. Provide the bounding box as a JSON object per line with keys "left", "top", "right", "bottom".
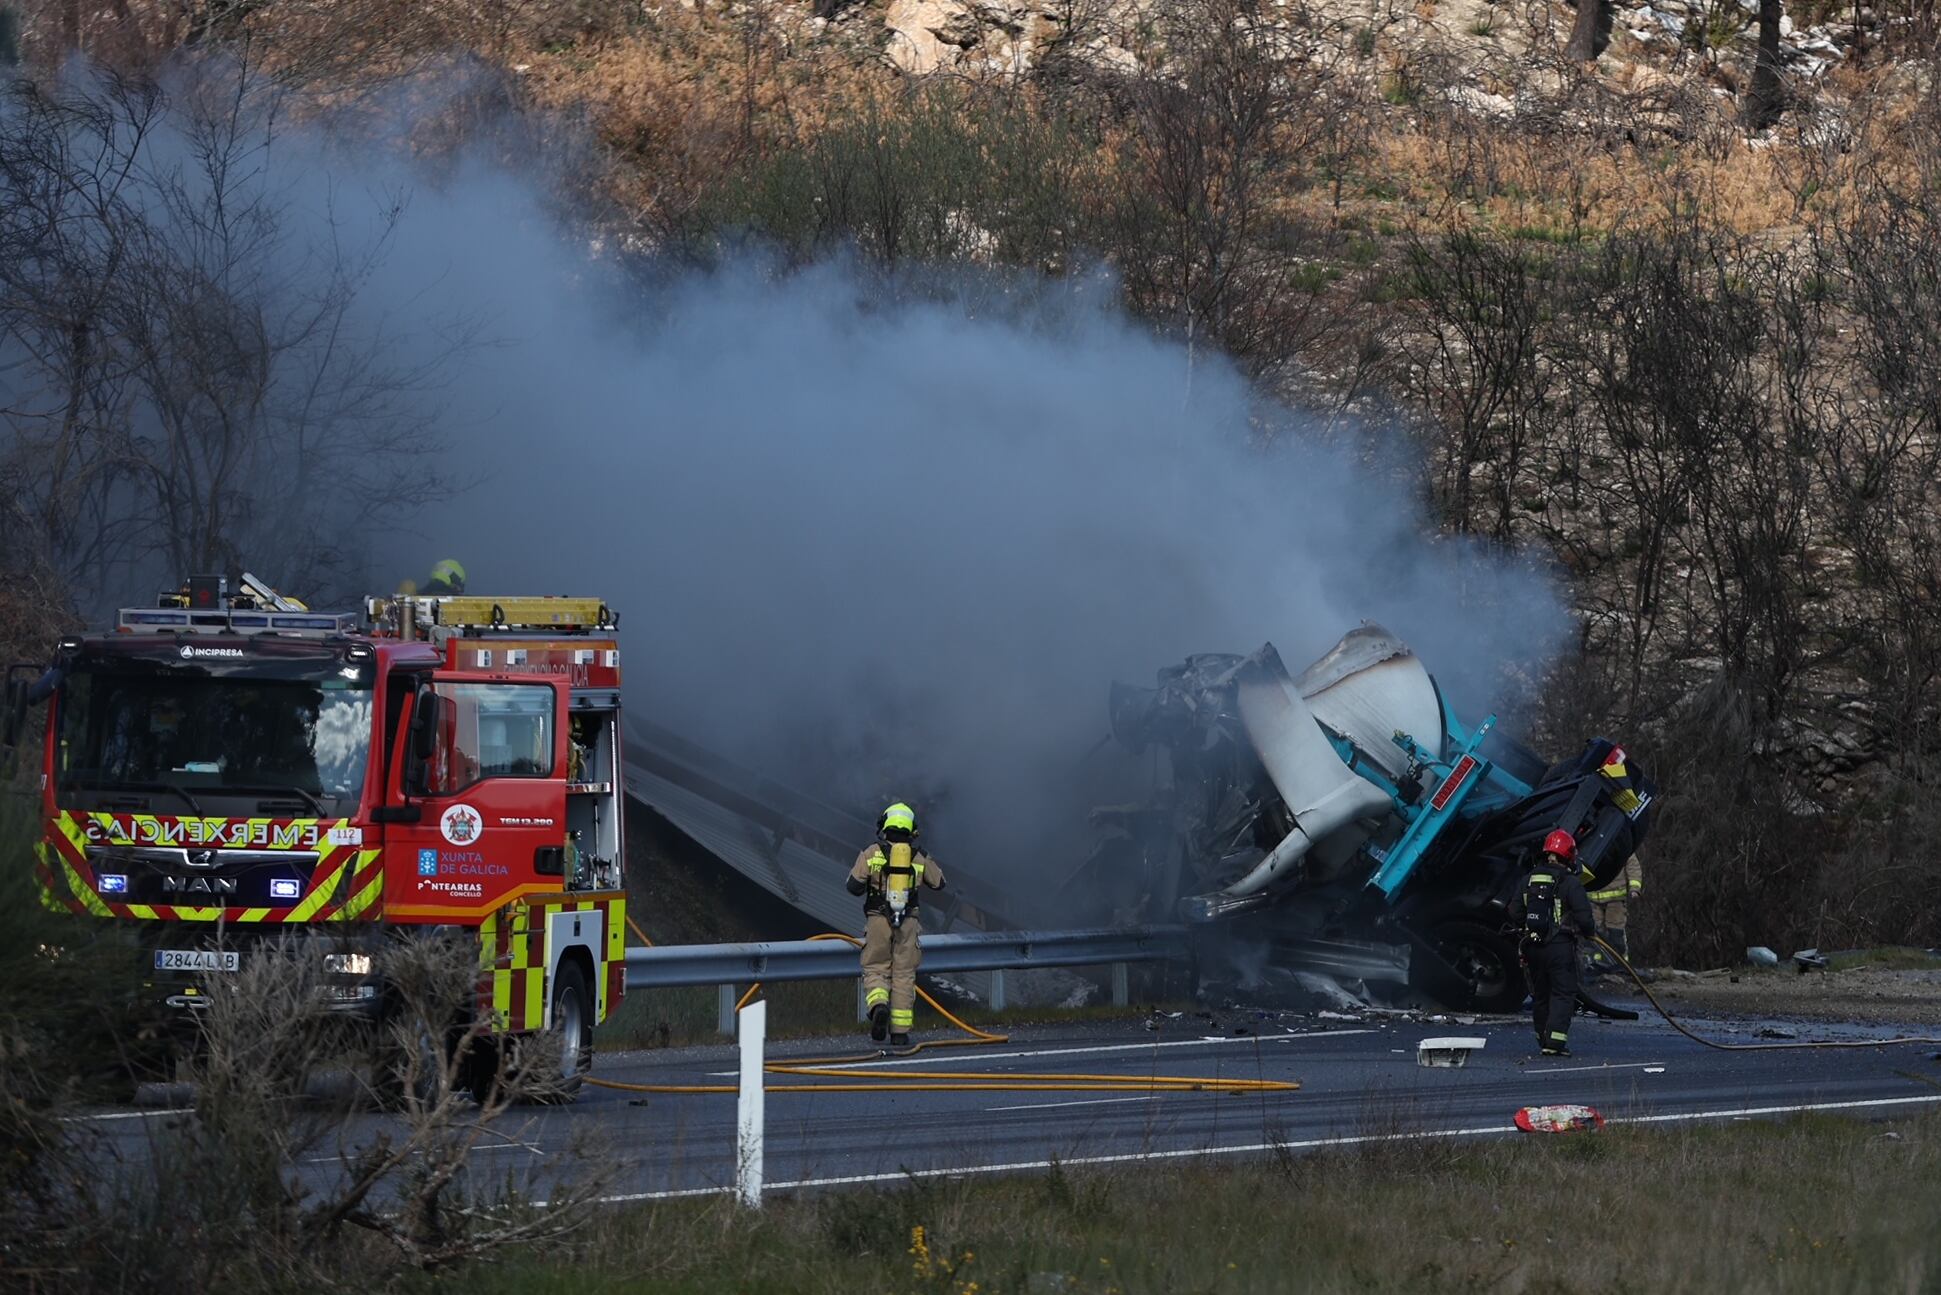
{"left": 1589, "top": 855, "right": 1644, "bottom": 904}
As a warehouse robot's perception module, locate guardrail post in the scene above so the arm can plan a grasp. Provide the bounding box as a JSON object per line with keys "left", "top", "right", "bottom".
{"left": 718, "top": 983, "right": 736, "bottom": 1036}
{"left": 857, "top": 979, "right": 869, "bottom": 1023}
{"left": 736, "top": 998, "right": 766, "bottom": 1209}
{"left": 1111, "top": 962, "right": 1129, "bottom": 1007}
{"left": 989, "top": 967, "right": 1006, "bottom": 1012}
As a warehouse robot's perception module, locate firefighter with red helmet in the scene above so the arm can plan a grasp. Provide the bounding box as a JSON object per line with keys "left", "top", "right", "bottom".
{"left": 846, "top": 802, "right": 946, "bottom": 1047}
{"left": 1519, "top": 829, "right": 1597, "bottom": 1057}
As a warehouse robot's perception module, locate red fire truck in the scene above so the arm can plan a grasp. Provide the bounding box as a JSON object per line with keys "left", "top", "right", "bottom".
{"left": 3, "top": 574, "right": 628, "bottom": 1101}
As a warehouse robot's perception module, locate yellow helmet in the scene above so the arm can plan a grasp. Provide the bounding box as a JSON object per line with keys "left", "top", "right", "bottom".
{"left": 878, "top": 802, "right": 917, "bottom": 836}
{"left": 430, "top": 558, "right": 466, "bottom": 590}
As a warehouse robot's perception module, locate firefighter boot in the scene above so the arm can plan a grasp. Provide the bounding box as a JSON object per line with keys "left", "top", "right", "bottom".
{"left": 869, "top": 1004, "right": 889, "bottom": 1042}
{"left": 890, "top": 1033, "right": 911, "bottom": 1048}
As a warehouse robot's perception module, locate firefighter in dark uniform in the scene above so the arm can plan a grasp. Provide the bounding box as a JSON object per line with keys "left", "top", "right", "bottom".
{"left": 846, "top": 802, "right": 946, "bottom": 1047}
{"left": 1520, "top": 829, "right": 1597, "bottom": 1057}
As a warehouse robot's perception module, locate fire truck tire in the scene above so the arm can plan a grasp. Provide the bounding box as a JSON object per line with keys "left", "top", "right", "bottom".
{"left": 475, "top": 959, "right": 594, "bottom": 1105}
{"left": 543, "top": 958, "right": 595, "bottom": 1101}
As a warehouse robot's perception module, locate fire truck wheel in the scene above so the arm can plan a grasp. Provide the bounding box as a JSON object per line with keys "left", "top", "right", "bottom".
{"left": 542, "top": 959, "right": 595, "bottom": 1101}
{"left": 478, "top": 960, "right": 595, "bottom": 1105}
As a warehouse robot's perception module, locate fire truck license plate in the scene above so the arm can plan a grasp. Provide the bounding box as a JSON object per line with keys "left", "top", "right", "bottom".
{"left": 154, "top": 950, "right": 239, "bottom": 972}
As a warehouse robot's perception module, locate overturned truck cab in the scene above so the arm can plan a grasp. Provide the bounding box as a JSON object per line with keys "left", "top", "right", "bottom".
{"left": 1074, "top": 626, "right": 1656, "bottom": 1012}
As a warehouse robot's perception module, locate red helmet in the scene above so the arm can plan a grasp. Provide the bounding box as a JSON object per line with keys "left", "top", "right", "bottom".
{"left": 1542, "top": 829, "right": 1577, "bottom": 861}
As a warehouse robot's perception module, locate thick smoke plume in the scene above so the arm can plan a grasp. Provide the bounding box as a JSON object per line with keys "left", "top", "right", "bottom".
{"left": 385, "top": 217, "right": 1567, "bottom": 904}
{"left": 23, "top": 68, "right": 1569, "bottom": 909}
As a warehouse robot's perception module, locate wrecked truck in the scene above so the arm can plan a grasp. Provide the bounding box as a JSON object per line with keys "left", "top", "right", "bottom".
{"left": 1072, "top": 626, "right": 1656, "bottom": 1012}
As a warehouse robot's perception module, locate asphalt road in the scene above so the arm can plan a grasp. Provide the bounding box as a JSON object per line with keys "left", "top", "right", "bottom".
{"left": 81, "top": 995, "right": 1941, "bottom": 1204}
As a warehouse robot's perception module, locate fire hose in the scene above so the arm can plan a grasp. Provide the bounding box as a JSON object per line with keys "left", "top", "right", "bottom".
{"left": 588, "top": 930, "right": 1298, "bottom": 1096}
{"left": 1593, "top": 936, "right": 1941, "bottom": 1052}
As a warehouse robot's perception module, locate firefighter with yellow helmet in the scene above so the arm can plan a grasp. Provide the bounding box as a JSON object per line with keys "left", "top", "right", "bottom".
{"left": 422, "top": 559, "right": 467, "bottom": 595}
{"left": 398, "top": 559, "right": 467, "bottom": 597}
{"left": 847, "top": 802, "right": 946, "bottom": 1047}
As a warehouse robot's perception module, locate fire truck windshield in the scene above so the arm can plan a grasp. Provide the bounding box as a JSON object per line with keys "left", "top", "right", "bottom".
{"left": 55, "top": 669, "right": 374, "bottom": 810}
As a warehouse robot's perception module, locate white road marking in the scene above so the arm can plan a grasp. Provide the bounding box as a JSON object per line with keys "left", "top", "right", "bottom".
{"left": 64, "top": 1108, "right": 192, "bottom": 1122}
{"left": 1531, "top": 1061, "right": 1666, "bottom": 1076}
{"left": 987, "top": 1095, "right": 1171, "bottom": 1113}
{"left": 704, "top": 1029, "right": 1377, "bottom": 1076}
{"left": 301, "top": 1140, "right": 543, "bottom": 1166}
{"left": 563, "top": 1093, "right": 1941, "bottom": 1206}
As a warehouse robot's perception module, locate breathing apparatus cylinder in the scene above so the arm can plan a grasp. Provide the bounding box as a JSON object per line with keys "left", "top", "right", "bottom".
{"left": 885, "top": 841, "right": 914, "bottom": 923}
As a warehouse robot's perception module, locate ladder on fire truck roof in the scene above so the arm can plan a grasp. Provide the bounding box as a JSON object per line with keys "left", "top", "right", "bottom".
{"left": 366, "top": 594, "right": 617, "bottom": 642}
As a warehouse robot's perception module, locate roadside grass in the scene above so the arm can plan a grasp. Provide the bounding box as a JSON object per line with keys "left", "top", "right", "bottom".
{"left": 435, "top": 1112, "right": 1941, "bottom": 1294}
{"left": 1829, "top": 946, "right": 1941, "bottom": 972}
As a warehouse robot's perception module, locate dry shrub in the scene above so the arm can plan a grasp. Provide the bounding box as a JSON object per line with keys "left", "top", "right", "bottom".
{"left": 517, "top": 6, "right": 892, "bottom": 243}
{"left": 0, "top": 923, "right": 616, "bottom": 1294}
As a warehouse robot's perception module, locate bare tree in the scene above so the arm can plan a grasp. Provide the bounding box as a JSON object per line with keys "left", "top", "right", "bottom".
{"left": 1564, "top": 0, "right": 1608, "bottom": 60}
{"left": 1745, "top": 0, "right": 1785, "bottom": 128}
{"left": 0, "top": 57, "right": 461, "bottom": 602}
{"left": 1399, "top": 231, "right": 1560, "bottom": 540}
{"left": 1106, "top": 0, "right": 1360, "bottom": 372}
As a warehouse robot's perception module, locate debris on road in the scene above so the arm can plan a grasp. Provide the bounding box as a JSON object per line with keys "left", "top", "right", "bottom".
{"left": 1515, "top": 1104, "right": 1606, "bottom": 1133}
{"left": 1417, "top": 1036, "right": 1486, "bottom": 1067}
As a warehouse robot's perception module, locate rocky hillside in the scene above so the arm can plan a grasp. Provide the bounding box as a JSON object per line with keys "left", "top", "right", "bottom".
{"left": 6, "top": 0, "right": 1941, "bottom": 965}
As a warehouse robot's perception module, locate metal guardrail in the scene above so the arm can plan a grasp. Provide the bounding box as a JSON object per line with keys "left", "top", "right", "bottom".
{"left": 622, "top": 925, "right": 1189, "bottom": 988}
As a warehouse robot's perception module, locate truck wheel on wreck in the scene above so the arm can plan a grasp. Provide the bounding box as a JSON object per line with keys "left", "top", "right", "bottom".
{"left": 1411, "top": 919, "right": 1524, "bottom": 1015}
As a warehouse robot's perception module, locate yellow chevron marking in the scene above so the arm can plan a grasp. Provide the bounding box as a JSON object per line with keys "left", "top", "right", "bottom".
{"left": 343, "top": 870, "right": 384, "bottom": 919}
{"left": 290, "top": 859, "right": 347, "bottom": 922}
{"left": 57, "top": 813, "right": 91, "bottom": 859}
{"left": 57, "top": 859, "right": 113, "bottom": 916}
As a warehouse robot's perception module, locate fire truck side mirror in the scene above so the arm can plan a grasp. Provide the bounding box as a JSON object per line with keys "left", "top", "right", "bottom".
{"left": 403, "top": 688, "right": 445, "bottom": 797}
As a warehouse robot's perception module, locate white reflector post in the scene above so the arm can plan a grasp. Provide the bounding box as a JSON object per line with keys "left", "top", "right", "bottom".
{"left": 736, "top": 998, "right": 766, "bottom": 1208}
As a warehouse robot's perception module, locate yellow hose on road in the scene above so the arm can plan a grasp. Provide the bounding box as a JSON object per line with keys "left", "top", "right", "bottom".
{"left": 1595, "top": 937, "right": 1941, "bottom": 1051}
{"left": 588, "top": 931, "right": 1299, "bottom": 1096}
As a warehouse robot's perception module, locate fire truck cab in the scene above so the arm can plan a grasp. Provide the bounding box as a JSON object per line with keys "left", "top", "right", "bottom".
{"left": 6, "top": 574, "right": 628, "bottom": 1102}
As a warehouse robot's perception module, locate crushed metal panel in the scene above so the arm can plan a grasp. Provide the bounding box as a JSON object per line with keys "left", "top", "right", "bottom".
{"left": 1295, "top": 625, "right": 1446, "bottom": 783}
{"left": 1212, "top": 645, "right": 1394, "bottom": 900}
{"left": 624, "top": 764, "right": 861, "bottom": 934}
{"left": 1272, "top": 934, "right": 1410, "bottom": 984}
{"left": 621, "top": 718, "right": 1010, "bottom": 934}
